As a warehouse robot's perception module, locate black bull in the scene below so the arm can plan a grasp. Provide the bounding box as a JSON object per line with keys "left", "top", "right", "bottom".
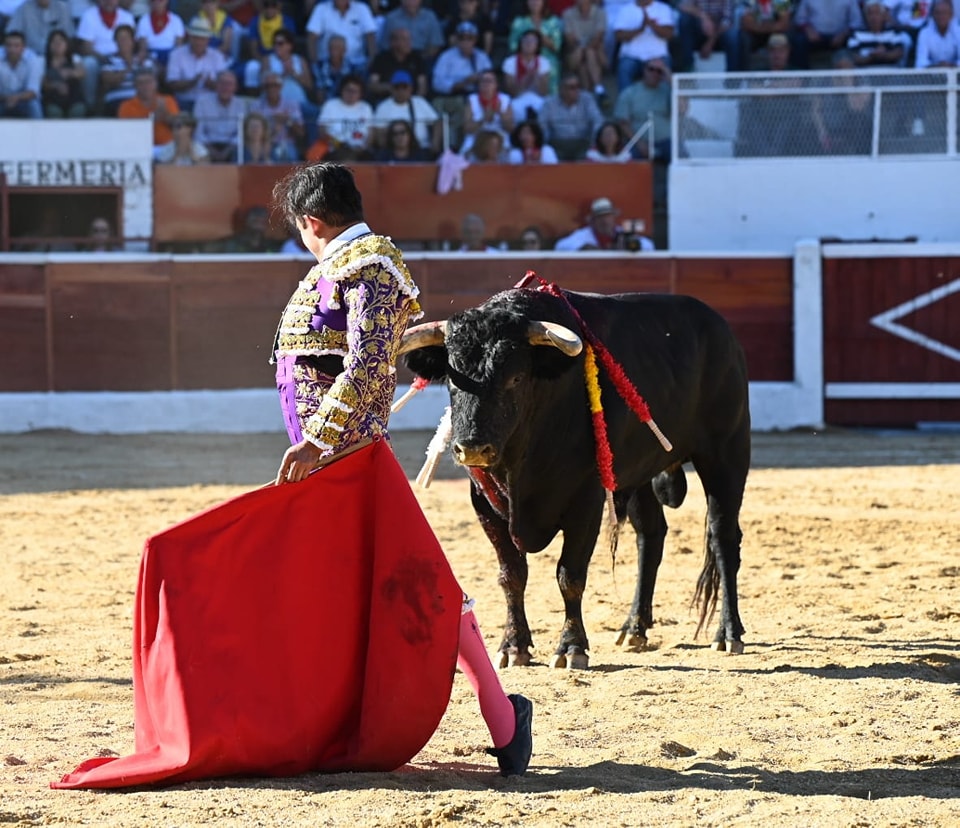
{"left": 399, "top": 287, "right": 751, "bottom": 668}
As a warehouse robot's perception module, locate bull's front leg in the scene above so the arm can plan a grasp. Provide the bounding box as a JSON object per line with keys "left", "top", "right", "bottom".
{"left": 470, "top": 482, "right": 532, "bottom": 667}
{"left": 551, "top": 497, "right": 605, "bottom": 670}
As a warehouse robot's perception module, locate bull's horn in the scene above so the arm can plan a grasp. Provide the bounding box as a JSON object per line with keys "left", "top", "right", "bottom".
{"left": 527, "top": 321, "right": 583, "bottom": 356}
{"left": 397, "top": 320, "right": 448, "bottom": 355}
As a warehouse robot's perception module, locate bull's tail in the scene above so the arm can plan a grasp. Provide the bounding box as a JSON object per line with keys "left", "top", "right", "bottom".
{"left": 691, "top": 512, "right": 720, "bottom": 638}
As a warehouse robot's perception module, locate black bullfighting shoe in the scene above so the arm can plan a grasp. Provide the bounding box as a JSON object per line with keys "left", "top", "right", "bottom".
{"left": 486, "top": 693, "right": 533, "bottom": 776}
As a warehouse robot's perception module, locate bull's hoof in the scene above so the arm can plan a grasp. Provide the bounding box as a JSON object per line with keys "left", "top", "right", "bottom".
{"left": 615, "top": 630, "right": 649, "bottom": 652}
{"left": 549, "top": 651, "right": 589, "bottom": 670}
{"left": 497, "top": 649, "right": 532, "bottom": 668}
{"left": 711, "top": 639, "right": 745, "bottom": 655}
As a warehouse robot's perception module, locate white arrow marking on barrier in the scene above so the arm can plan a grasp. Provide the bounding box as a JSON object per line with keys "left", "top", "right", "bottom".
{"left": 869, "top": 278, "right": 960, "bottom": 363}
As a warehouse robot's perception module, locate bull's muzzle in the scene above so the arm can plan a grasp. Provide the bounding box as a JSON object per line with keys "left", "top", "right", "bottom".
{"left": 453, "top": 442, "right": 498, "bottom": 467}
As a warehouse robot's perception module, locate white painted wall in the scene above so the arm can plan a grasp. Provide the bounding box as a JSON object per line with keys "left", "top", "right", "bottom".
{"left": 1, "top": 120, "right": 154, "bottom": 247}
{"left": 668, "top": 158, "right": 960, "bottom": 253}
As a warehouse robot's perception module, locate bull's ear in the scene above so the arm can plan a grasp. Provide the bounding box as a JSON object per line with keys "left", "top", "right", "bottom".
{"left": 404, "top": 347, "right": 449, "bottom": 382}
{"left": 530, "top": 344, "right": 580, "bottom": 381}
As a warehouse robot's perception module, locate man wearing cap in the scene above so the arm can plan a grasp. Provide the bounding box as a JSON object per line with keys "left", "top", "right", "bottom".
{"left": 373, "top": 68, "right": 441, "bottom": 152}
{"left": 738, "top": 0, "right": 792, "bottom": 69}
{"left": 166, "top": 15, "right": 228, "bottom": 110}
{"left": 378, "top": 0, "right": 444, "bottom": 62}
{"left": 431, "top": 20, "right": 492, "bottom": 149}
{"left": 77, "top": 0, "right": 135, "bottom": 109}
{"left": 367, "top": 25, "right": 428, "bottom": 102}
{"left": 431, "top": 20, "right": 492, "bottom": 95}
{"left": 554, "top": 197, "right": 654, "bottom": 251}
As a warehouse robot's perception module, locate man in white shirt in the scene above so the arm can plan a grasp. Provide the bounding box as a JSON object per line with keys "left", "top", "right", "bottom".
{"left": 914, "top": 0, "right": 960, "bottom": 66}
{"left": 165, "top": 16, "right": 228, "bottom": 111}
{"left": 76, "top": 0, "right": 135, "bottom": 108}
{"left": 614, "top": 0, "right": 675, "bottom": 92}
{"left": 554, "top": 197, "right": 654, "bottom": 251}
{"left": 306, "top": 0, "right": 378, "bottom": 78}
{"left": 373, "top": 69, "right": 440, "bottom": 152}
{"left": 0, "top": 28, "right": 42, "bottom": 118}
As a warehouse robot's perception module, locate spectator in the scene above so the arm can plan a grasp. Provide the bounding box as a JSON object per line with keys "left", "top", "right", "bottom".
{"left": 86, "top": 216, "right": 117, "bottom": 251}
{"left": 613, "top": 0, "right": 674, "bottom": 92}
{"left": 585, "top": 118, "right": 631, "bottom": 160}
{"left": 100, "top": 23, "right": 152, "bottom": 115}
{"left": 241, "top": 110, "right": 277, "bottom": 162}
{"left": 314, "top": 34, "right": 357, "bottom": 106}
{"left": 367, "top": 26, "right": 428, "bottom": 102}
{"left": 810, "top": 50, "right": 873, "bottom": 154}
{"left": 561, "top": 0, "right": 608, "bottom": 101}
{"left": 431, "top": 20, "right": 493, "bottom": 149}
{"left": 791, "top": 0, "right": 864, "bottom": 69}
{"left": 737, "top": 34, "right": 815, "bottom": 155}
{"left": 41, "top": 27, "right": 86, "bottom": 117}
{"left": 509, "top": 0, "right": 563, "bottom": 93}
{"left": 847, "top": 0, "right": 911, "bottom": 67}
{"left": 431, "top": 20, "right": 492, "bottom": 96}
{"left": 220, "top": 205, "right": 279, "bottom": 253}
{"left": 914, "top": 0, "right": 960, "bottom": 67}
{"left": 165, "top": 15, "right": 228, "bottom": 111}
{"left": 306, "top": 0, "right": 378, "bottom": 80}
{"left": 537, "top": 72, "right": 603, "bottom": 159}
{"left": 554, "top": 196, "right": 619, "bottom": 250}
{"left": 516, "top": 224, "right": 544, "bottom": 250}
{"left": 457, "top": 212, "right": 499, "bottom": 251}
{"left": 240, "top": 0, "right": 295, "bottom": 92}
{"left": 443, "top": 0, "right": 494, "bottom": 56}
{"left": 507, "top": 118, "right": 559, "bottom": 162}
{"left": 460, "top": 67, "right": 514, "bottom": 154}
{"left": 76, "top": 0, "right": 136, "bottom": 110}
{"left": 193, "top": 0, "right": 240, "bottom": 68}
{"left": 0, "top": 28, "right": 42, "bottom": 117}
{"left": 135, "top": 0, "right": 185, "bottom": 76}
{"left": 156, "top": 111, "right": 211, "bottom": 163}
{"left": 763, "top": 29, "right": 797, "bottom": 68}
{"left": 118, "top": 67, "right": 179, "bottom": 149}
{"left": 375, "top": 116, "right": 436, "bottom": 160}
{"left": 260, "top": 27, "right": 315, "bottom": 122}
{"left": 316, "top": 72, "right": 375, "bottom": 160}
{"left": 555, "top": 196, "right": 654, "bottom": 250}
{"left": 738, "top": 0, "right": 792, "bottom": 70}
{"left": 249, "top": 69, "right": 304, "bottom": 160}
{"left": 373, "top": 68, "right": 440, "bottom": 153}
{"left": 885, "top": 0, "right": 934, "bottom": 43}
{"left": 613, "top": 56, "right": 671, "bottom": 160}
{"left": 9, "top": 0, "right": 74, "bottom": 57}
{"left": 378, "top": 0, "right": 444, "bottom": 62}
{"left": 675, "top": 0, "right": 741, "bottom": 72}
{"left": 502, "top": 27, "right": 551, "bottom": 122}
{"left": 193, "top": 68, "right": 245, "bottom": 161}
{"left": 463, "top": 125, "right": 506, "bottom": 160}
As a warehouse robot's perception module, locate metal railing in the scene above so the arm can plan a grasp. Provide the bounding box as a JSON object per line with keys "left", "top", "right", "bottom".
{"left": 673, "top": 68, "right": 960, "bottom": 162}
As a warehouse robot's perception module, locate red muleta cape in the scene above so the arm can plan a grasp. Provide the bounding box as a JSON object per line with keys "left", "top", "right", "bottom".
{"left": 52, "top": 440, "right": 461, "bottom": 789}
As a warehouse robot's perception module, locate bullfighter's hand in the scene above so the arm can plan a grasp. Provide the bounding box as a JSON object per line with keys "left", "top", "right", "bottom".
{"left": 275, "top": 439, "right": 324, "bottom": 485}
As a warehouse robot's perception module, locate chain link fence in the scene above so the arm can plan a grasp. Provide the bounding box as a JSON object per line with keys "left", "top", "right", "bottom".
{"left": 674, "top": 69, "right": 960, "bottom": 161}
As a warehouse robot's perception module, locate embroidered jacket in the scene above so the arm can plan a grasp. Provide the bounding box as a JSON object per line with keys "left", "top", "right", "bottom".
{"left": 274, "top": 232, "right": 422, "bottom": 455}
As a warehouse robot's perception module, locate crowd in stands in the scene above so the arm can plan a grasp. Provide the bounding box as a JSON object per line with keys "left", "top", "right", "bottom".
{"left": 1, "top": 0, "right": 958, "bottom": 162}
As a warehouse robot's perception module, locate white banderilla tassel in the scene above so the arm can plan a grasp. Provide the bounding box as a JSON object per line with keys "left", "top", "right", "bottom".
{"left": 415, "top": 406, "right": 453, "bottom": 489}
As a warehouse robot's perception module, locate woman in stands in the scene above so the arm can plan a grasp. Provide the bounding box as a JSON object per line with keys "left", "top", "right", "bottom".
{"left": 585, "top": 120, "right": 631, "bottom": 162}
{"left": 507, "top": 119, "right": 559, "bottom": 163}
{"left": 42, "top": 29, "right": 87, "bottom": 119}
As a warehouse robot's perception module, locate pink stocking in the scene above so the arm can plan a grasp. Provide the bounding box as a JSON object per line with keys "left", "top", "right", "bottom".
{"left": 457, "top": 609, "right": 516, "bottom": 748}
